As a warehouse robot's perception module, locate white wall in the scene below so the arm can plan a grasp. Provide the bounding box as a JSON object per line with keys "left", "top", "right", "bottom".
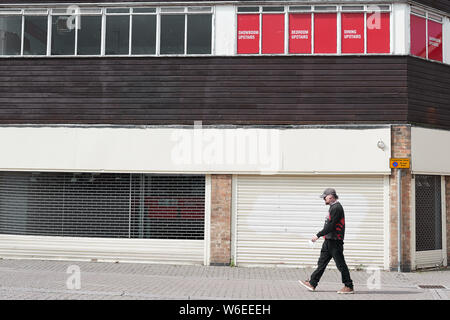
{"left": 444, "top": 16, "right": 450, "bottom": 65}
{"left": 411, "top": 126, "right": 450, "bottom": 175}
{"left": 214, "top": 5, "right": 236, "bottom": 55}
{"left": 392, "top": 2, "right": 410, "bottom": 55}
{"left": 0, "top": 126, "right": 391, "bottom": 175}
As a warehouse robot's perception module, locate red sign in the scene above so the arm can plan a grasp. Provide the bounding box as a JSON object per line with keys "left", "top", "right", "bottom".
{"left": 367, "top": 12, "right": 390, "bottom": 53}
{"left": 146, "top": 196, "right": 204, "bottom": 219}
{"left": 237, "top": 14, "right": 260, "bottom": 54}
{"left": 314, "top": 13, "right": 337, "bottom": 54}
{"left": 410, "top": 14, "right": 427, "bottom": 58}
{"left": 289, "top": 13, "right": 311, "bottom": 54}
{"left": 341, "top": 13, "right": 365, "bottom": 54}
{"left": 428, "top": 19, "right": 443, "bottom": 62}
{"left": 262, "top": 14, "right": 285, "bottom": 54}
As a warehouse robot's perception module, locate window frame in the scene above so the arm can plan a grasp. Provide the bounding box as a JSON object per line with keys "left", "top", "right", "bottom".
{"left": 236, "top": 4, "right": 392, "bottom": 56}
{"left": 0, "top": 9, "right": 24, "bottom": 56}
{"left": 410, "top": 6, "right": 444, "bottom": 63}
{"left": 20, "top": 9, "right": 51, "bottom": 58}
{"left": 130, "top": 7, "right": 158, "bottom": 56}
{"left": 0, "top": 5, "right": 214, "bottom": 58}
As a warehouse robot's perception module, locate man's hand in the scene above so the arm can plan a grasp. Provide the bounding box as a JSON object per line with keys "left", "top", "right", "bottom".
{"left": 311, "top": 235, "right": 319, "bottom": 242}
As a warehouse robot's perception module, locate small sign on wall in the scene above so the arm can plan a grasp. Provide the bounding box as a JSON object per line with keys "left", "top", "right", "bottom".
{"left": 390, "top": 158, "right": 410, "bottom": 169}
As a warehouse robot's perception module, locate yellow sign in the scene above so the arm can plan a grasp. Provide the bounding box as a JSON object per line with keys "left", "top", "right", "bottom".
{"left": 390, "top": 158, "right": 410, "bottom": 169}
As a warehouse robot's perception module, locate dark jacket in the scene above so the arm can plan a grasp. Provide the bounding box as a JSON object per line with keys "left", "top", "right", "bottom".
{"left": 316, "top": 201, "right": 345, "bottom": 240}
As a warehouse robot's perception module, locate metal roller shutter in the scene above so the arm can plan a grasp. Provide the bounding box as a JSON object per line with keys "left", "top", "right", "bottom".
{"left": 235, "top": 175, "right": 386, "bottom": 268}
{"left": 0, "top": 172, "right": 206, "bottom": 264}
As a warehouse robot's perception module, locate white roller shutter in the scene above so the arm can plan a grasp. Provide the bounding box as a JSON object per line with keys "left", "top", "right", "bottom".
{"left": 235, "top": 175, "right": 387, "bottom": 269}
{"left": 0, "top": 235, "right": 204, "bottom": 265}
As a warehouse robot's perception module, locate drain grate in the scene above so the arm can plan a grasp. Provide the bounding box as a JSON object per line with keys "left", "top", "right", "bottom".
{"left": 418, "top": 285, "right": 446, "bottom": 289}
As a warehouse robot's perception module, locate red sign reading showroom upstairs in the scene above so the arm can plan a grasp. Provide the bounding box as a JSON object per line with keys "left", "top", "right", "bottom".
{"left": 237, "top": 14, "right": 260, "bottom": 54}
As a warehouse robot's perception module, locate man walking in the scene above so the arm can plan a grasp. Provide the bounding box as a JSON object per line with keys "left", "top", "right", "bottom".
{"left": 299, "top": 188, "right": 354, "bottom": 294}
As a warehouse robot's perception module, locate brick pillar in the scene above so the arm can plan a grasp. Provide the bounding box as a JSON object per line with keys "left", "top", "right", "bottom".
{"left": 389, "top": 125, "right": 413, "bottom": 271}
{"left": 446, "top": 176, "right": 450, "bottom": 264}
{"left": 209, "top": 174, "right": 232, "bottom": 266}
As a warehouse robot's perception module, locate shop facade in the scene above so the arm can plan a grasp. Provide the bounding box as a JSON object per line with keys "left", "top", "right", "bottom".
{"left": 0, "top": 0, "right": 449, "bottom": 271}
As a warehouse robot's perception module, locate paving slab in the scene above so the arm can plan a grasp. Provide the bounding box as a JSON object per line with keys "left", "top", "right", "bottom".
{"left": 0, "top": 259, "right": 448, "bottom": 301}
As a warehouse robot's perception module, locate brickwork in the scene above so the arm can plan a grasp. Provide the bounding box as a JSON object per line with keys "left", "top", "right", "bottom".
{"left": 209, "top": 174, "right": 232, "bottom": 266}
{"left": 389, "top": 125, "right": 412, "bottom": 271}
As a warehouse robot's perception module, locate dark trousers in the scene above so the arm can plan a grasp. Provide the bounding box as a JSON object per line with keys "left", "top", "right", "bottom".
{"left": 309, "top": 239, "right": 353, "bottom": 289}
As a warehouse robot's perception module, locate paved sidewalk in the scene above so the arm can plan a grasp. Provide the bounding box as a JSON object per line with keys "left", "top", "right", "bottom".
{"left": 0, "top": 259, "right": 448, "bottom": 300}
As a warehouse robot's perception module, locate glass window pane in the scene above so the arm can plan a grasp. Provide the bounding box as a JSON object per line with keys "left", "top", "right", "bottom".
{"left": 262, "top": 14, "right": 284, "bottom": 54}
{"left": 262, "top": 7, "right": 284, "bottom": 12}
{"left": 341, "top": 5, "right": 364, "bottom": 11}
{"left": 51, "top": 15, "right": 75, "bottom": 55}
{"left": 24, "top": 9, "right": 47, "bottom": 14}
{"left": 77, "top": 15, "right": 101, "bottom": 55}
{"left": 0, "top": 16, "right": 22, "bottom": 55}
{"left": 314, "top": 13, "right": 337, "bottom": 54}
{"left": 106, "top": 15, "right": 130, "bottom": 55}
{"left": 160, "top": 15, "right": 185, "bottom": 54}
{"left": 367, "top": 12, "right": 390, "bottom": 54}
{"left": 132, "top": 15, "right": 156, "bottom": 54}
{"left": 24, "top": 15, "right": 47, "bottom": 55}
{"left": 106, "top": 8, "right": 130, "bottom": 14}
{"left": 238, "top": 7, "right": 259, "bottom": 13}
{"left": 133, "top": 8, "right": 156, "bottom": 14}
{"left": 410, "top": 14, "right": 427, "bottom": 58}
{"left": 428, "top": 20, "right": 443, "bottom": 62}
{"left": 161, "top": 7, "right": 184, "bottom": 13}
{"left": 314, "top": 6, "right": 337, "bottom": 11}
{"left": 188, "top": 7, "right": 212, "bottom": 13}
{"left": 289, "top": 6, "right": 311, "bottom": 12}
{"left": 187, "top": 14, "right": 211, "bottom": 54}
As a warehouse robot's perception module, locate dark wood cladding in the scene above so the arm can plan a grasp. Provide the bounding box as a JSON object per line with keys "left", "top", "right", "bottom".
{"left": 412, "top": 0, "right": 450, "bottom": 14}
{"left": 0, "top": 56, "right": 409, "bottom": 126}
{"left": 407, "top": 56, "right": 450, "bottom": 129}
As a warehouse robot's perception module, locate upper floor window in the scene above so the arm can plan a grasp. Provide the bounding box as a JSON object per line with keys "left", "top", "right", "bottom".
{"left": 410, "top": 7, "right": 443, "bottom": 62}
{"left": 236, "top": 4, "right": 391, "bottom": 55}
{"left": 0, "top": 6, "right": 213, "bottom": 57}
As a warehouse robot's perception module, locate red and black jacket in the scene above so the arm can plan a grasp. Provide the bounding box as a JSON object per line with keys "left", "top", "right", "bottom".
{"left": 316, "top": 202, "right": 345, "bottom": 241}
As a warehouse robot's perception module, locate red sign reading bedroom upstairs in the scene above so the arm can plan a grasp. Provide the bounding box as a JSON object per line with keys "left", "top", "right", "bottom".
{"left": 289, "top": 13, "right": 312, "bottom": 54}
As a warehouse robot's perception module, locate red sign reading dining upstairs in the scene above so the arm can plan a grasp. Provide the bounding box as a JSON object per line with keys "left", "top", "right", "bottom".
{"left": 341, "top": 13, "right": 365, "bottom": 54}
